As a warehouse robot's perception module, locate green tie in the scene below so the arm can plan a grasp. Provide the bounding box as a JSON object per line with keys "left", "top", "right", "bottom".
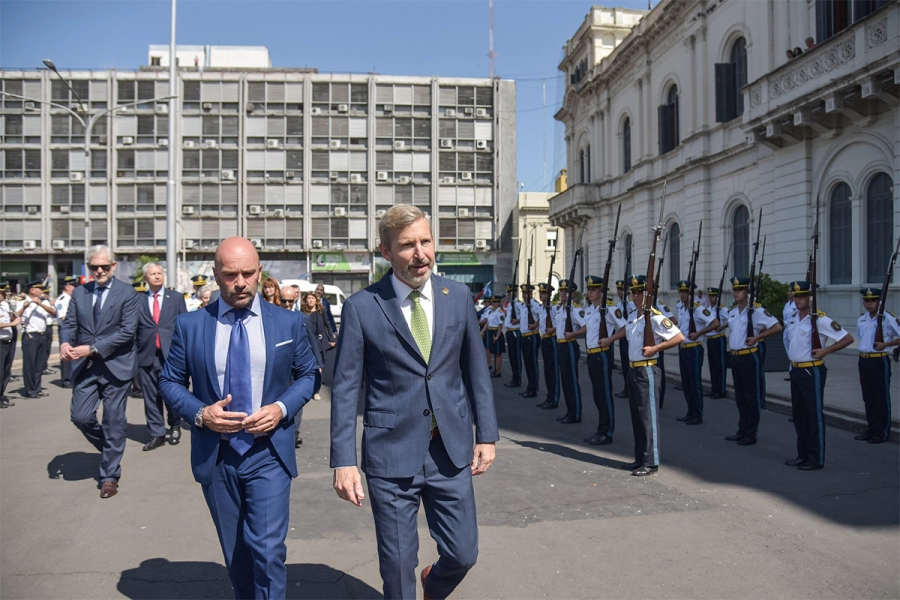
{"left": 408, "top": 290, "right": 431, "bottom": 363}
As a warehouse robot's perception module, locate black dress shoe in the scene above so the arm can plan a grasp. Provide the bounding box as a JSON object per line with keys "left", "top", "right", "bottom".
{"left": 867, "top": 435, "right": 885, "bottom": 444}
{"left": 784, "top": 457, "right": 805, "bottom": 467}
{"left": 674, "top": 385, "right": 683, "bottom": 391}
{"left": 685, "top": 418, "right": 703, "bottom": 425}
{"left": 0, "top": 398, "right": 14, "bottom": 408}
{"left": 798, "top": 462, "right": 823, "bottom": 471}
{"left": 559, "top": 416, "right": 581, "bottom": 424}
{"left": 736, "top": 437, "right": 757, "bottom": 446}
{"left": 541, "top": 403, "right": 559, "bottom": 410}
{"left": 614, "top": 391, "right": 629, "bottom": 399}
{"left": 295, "top": 435, "right": 303, "bottom": 448}
{"left": 491, "top": 372, "right": 502, "bottom": 378}
{"left": 725, "top": 432, "right": 745, "bottom": 442}
{"left": 168, "top": 425, "right": 182, "bottom": 445}
{"left": 43, "top": 369, "right": 55, "bottom": 375}
{"left": 632, "top": 465, "right": 658, "bottom": 476}
{"left": 60, "top": 382, "right": 72, "bottom": 389}
{"left": 676, "top": 414, "right": 691, "bottom": 422}
{"left": 503, "top": 381, "right": 521, "bottom": 388}
{"left": 621, "top": 461, "right": 641, "bottom": 471}
{"left": 142, "top": 436, "right": 166, "bottom": 451}
{"left": 709, "top": 392, "right": 724, "bottom": 399}
{"left": 25, "top": 392, "right": 48, "bottom": 398}
{"left": 854, "top": 432, "right": 873, "bottom": 441}
{"left": 555, "top": 415, "right": 568, "bottom": 421}
{"left": 586, "top": 433, "right": 613, "bottom": 445}
{"left": 520, "top": 391, "right": 537, "bottom": 398}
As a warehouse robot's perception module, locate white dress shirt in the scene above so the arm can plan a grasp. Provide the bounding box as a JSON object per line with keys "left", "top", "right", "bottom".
{"left": 92, "top": 278, "right": 114, "bottom": 311}
{"left": 146, "top": 287, "right": 165, "bottom": 312}
{"left": 390, "top": 274, "right": 434, "bottom": 338}
{"left": 55, "top": 292, "right": 71, "bottom": 325}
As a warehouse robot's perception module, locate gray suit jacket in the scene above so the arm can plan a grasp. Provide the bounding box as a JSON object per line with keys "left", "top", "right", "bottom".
{"left": 59, "top": 278, "right": 139, "bottom": 381}
{"left": 136, "top": 288, "right": 187, "bottom": 366}
{"left": 330, "top": 271, "right": 499, "bottom": 478}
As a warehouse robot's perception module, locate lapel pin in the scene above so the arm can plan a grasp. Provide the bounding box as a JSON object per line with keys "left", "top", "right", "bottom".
{"left": 442, "top": 287, "right": 449, "bottom": 295}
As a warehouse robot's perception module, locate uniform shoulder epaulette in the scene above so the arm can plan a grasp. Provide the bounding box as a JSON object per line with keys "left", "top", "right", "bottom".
{"left": 753, "top": 302, "right": 762, "bottom": 308}
{"left": 651, "top": 307, "right": 662, "bottom": 316}
{"left": 606, "top": 299, "right": 617, "bottom": 306}
{"left": 573, "top": 301, "right": 581, "bottom": 308}
{"left": 693, "top": 302, "right": 701, "bottom": 308}
{"left": 816, "top": 309, "right": 826, "bottom": 317}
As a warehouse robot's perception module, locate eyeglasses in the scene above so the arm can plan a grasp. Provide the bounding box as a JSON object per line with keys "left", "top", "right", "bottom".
{"left": 88, "top": 264, "right": 113, "bottom": 272}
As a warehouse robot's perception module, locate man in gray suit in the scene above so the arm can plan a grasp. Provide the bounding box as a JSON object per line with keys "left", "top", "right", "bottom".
{"left": 60, "top": 245, "right": 139, "bottom": 499}
{"left": 331, "top": 204, "right": 498, "bottom": 599}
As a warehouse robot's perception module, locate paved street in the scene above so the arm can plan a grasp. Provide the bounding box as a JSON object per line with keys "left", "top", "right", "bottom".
{"left": 1, "top": 351, "right": 898, "bottom": 599}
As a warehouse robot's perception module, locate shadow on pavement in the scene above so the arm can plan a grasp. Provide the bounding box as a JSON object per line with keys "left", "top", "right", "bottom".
{"left": 46, "top": 451, "right": 100, "bottom": 481}
{"left": 126, "top": 422, "right": 150, "bottom": 444}
{"left": 506, "top": 438, "right": 627, "bottom": 471}
{"left": 117, "top": 559, "right": 382, "bottom": 599}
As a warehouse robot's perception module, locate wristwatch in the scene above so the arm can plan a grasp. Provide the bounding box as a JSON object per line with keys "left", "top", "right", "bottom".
{"left": 194, "top": 407, "right": 205, "bottom": 428}
{"left": 89, "top": 345, "right": 98, "bottom": 356}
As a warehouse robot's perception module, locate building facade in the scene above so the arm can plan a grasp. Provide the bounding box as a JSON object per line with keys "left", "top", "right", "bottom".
{"left": 551, "top": 1, "right": 898, "bottom": 332}
{"left": 0, "top": 46, "right": 517, "bottom": 296}
{"left": 513, "top": 192, "right": 567, "bottom": 293}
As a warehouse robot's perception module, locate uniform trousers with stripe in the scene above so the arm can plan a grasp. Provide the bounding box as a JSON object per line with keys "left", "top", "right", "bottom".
{"left": 731, "top": 352, "right": 762, "bottom": 437}
{"left": 42, "top": 326, "right": 53, "bottom": 373}
{"left": 587, "top": 349, "right": 615, "bottom": 436}
{"left": 540, "top": 337, "right": 559, "bottom": 405}
{"left": 757, "top": 340, "right": 767, "bottom": 408}
{"left": 557, "top": 341, "right": 581, "bottom": 420}
{"left": 627, "top": 364, "right": 661, "bottom": 467}
{"left": 706, "top": 335, "right": 727, "bottom": 395}
{"left": 790, "top": 364, "right": 827, "bottom": 466}
{"left": 22, "top": 332, "right": 46, "bottom": 395}
{"left": 0, "top": 339, "right": 13, "bottom": 398}
{"left": 505, "top": 329, "right": 522, "bottom": 384}
{"left": 617, "top": 337, "right": 630, "bottom": 394}
{"left": 678, "top": 345, "right": 705, "bottom": 420}
{"left": 858, "top": 356, "right": 892, "bottom": 440}
{"left": 657, "top": 351, "right": 667, "bottom": 408}
{"left": 521, "top": 333, "right": 541, "bottom": 393}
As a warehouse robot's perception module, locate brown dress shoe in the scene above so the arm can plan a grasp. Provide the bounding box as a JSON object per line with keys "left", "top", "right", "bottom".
{"left": 421, "top": 564, "right": 433, "bottom": 600}
{"left": 100, "top": 481, "right": 118, "bottom": 499}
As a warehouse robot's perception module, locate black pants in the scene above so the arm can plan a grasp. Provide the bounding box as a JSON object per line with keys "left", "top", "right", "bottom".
{"left": 505, "top": 329, "right": 522, "bottom": 384}
{"left": 521, "top": 333, "right": 541, "bottom": 393}
{"left": 706, "top": 335, "right": 727, "bottom": 395}
{"left": 627, "top": 363, "right": 662, "bottom": 467}
{"left": 0, "top": 339, "right": 13, "bottom": 398}
{"left": 678, "top": 344, "right": 705, "bottom": 420}
{"left": 859, "top": 356, "right": 892, "bottom": 440}
{"left": 43, "top": 326, "right": 53, "bottom": 372}
{"left": 540, "top": 336, "right": 559, "bottom": 405}
{"left": 22, "top": 332, "right": 46, "bottom": 395}
{"left": 758, "top": 340, "right": 767, "bottom": 408}
{"left": 658, "top": 351, "right": 667, "bottom": 408}
{"left": 139, "top": 350, "right": 180, "bottom": 438}
{"left": 790, "top": 363, "right": 827, "bottom": 467}
{"left": 731, "top": 351, "right": 762, "bottom": 438}
{"left": 618, "top": 337, "right": 630, "bottom": 393}
{"left": 587, "top": 349, "right": 615, "bottom": 436}
{"left": 557, "top": 340, "right": 581, "bottom": 420}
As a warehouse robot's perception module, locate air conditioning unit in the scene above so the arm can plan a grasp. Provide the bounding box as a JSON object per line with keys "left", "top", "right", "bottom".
{"left": 393, "top": 140, "right": 406, "bottom": 150}
{"left": 59, "top": 205, "right": 70, "bottom": 214}
{"left": 329, "top": 140, "right": 341, "bottom": 149}
{"left": 312, "top": 239, "right": 324, "bottom": 249}
{"left": 440, "top": 139, "right": 453, "bottom": 148}
{"left": 156, "top": 138, "right": 168, "bottom": 147}
{"left": 245, "top": 102, "right": 255, "bottom": 113}
{"left": 375, "top": 209, "right": 386, "bottom": 218}
{"left": 266, "top": 139, "right": 279, "bottom": 148}
{"left": 69, "top": 171, "right": 84, "bottom": 182}
{"left": 221, "top": 170, "right": 235, "bottom": 181}
{"left": 464, "top": 107, "right": 474, "bottom": 116}
{"left": 384, "top": 104, "right": 394, "bottom": 113}
{"left": 457, "top": 208, "right": 469, "bottom": 217}
{"left": 337, "top": 103, "right": 349, "bottom": 113}
{"left": 26, "top": 206, "right": 39, "bottom": 215}
{"left": 461, "top": 171, "right": 473, "bottom": 181}
{"left": 155, "top": 104, "right": 168, "bottom": 114}
{"left": 24, "top": 101, "right": 36, "bottom": 110}
{"left": 310, "top": 107, "right": 322, "bottom": 115}
{"left": 476, "top": 139, "right": 488, "bottom": 150}
{"left": 398, "top": 176, "right": 411, "bottom": 185}
{"left": 183, "top": 140, "right": 196, "bottom": 149}
{"left": 182, "top": 206, "right": 195, "bottom": 216}
{"left": 249, "top": 204, "right": 262, "bottom": 215}
{"left": 333, "top": 207, "right": 347, "bottom": 217}
{"left": 122, "top": 136, "right": 134, "bottom": 145}
{"left": 99, "top": 135, "right": 108, "bottom": 145}
{"left": 330, "top": 171, "right": 339, "bottom": 180}
{"left": 285, "top": 170, "right": 295, "bottom": 179}
{"left": 74, "top": 103, "right": 88, "bottom": 113}
{"left": 475, "top": 239, "right": 487, "bottom": 250}
{"left": 475, "top": 108, "right": 488, "bottom": 118}
{"left": 376, "top": 171, "right": 388, "bottom": 181}
{"left": 273, "top": 208, "right": 285, "bottom": 217}
{"left": 250, "top": 238, "right": 263, "bottom": 248}
{"left": 445, "top": 109, "right": 456, "bottom": 117}
{"left": 52, "top": 240, "right": 66, "bottom": 250}
{"left": 204, "top": 140, "right": 218, "bottom": 149}
{"left": 202, "top": 102, "right": 213, "bottom": 111}
{"left": 441, "top": 176, "right": 455, "bottom": 184}
{"left": 350, "top": 174, "right": 363, "bottom": 183}
{"left": 23, "top": 240, "right": 37, "bottom": 250}
{"left": 183, "top": 239, "right": 196, "bottom": 249}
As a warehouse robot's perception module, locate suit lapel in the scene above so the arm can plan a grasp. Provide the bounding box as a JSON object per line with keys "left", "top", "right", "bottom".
{"left": 204, "top": 301, "right": 222, "bottom": 399}
{"left": 260, "top": 298, "right": 275, "bottom": 403}
{"left": 373, "top": 272, "right": 422, "bottom": 363}
{"left": 430, "top": 275, "right": 446, "bottom": 363}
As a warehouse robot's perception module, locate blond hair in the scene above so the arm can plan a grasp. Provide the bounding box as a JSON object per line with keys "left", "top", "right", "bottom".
{"left": 378, "top": 204, "right": 430, "bottom": 248}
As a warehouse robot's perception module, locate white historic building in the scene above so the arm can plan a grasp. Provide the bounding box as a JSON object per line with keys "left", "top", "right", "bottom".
{"left": 551, "top": 1, "right": 899, "bottom": 332}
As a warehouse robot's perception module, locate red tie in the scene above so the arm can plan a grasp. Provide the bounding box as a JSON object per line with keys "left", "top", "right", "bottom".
{"left": 153, "top": 293, "right": 161, "bottom": 349}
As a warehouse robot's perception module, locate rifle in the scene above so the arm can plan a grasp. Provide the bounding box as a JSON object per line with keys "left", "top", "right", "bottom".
{"left": 875, "top": 236, "right": 900, "bottom": 344}
{"left": 643, "top": 182, "right": 667, "bottom": 348}
{"left": 509, "top": 245, "right": 520, "bottom": 321}
{"left": 599, "top": 204, "right": 622, "bottom": 343}
{"left": 651, "top": 230, "right": 669, "bottom": 307}
{"left": 756, "top": 235, "right": 767, "bottom": 296}
{"left": 688, "top": 221, "right": 703, "bottom": 335}
{"left": 544, "top": 229, "right": 559, "bottom": 330}
{"left": 526, "top": 229, "right": 535, "bottom": 327}
{"left": 565, "top": 220, "right": 587, "bottom": 334}
{"left": 810, "top": 195, "right": 821, "bottom": 350}
{"left": 746, "top": 208, "right": 763, "bottom": 340}
{"left": 716, "top": 239, "right": 733, "bottom": 322}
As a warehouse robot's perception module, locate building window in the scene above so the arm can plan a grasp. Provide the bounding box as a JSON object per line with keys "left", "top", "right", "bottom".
{"left": 150, "top": 56, "right": 161, "bottom": 67}
{"left": 585, "top": 145, "right": 591, "bottom": 183}
{"left": 623, "top": 118, "right": 632, "bottom": 174}
{"left": 733, "top": 205, "right": 750, "bottom": 277}
{"left": 668, "top": 222, "right": 681, "bottom": 289}
{"left": 658, "top": 85, "right": 679, "bottom": 155}
{"left": 546, "top": 229, "right": 558, "bottom": 250}
{"left": 829, "top": 182, "right": 852, "bottom": 284}
{"left": 816, "top": 0, "right": 890, "bottom": 43}
{"left": 579, "top": 149, "right": 585, "bottom": 184}
{"left": 715, "top": 37, "right": 747, "bottom": 123}
{"left": 866, "top": 172, "right": 893, "bottom": 283}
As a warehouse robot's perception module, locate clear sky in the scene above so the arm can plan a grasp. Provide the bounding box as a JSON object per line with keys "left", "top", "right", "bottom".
{"left": 0, "top": 0, "right": 649, "bottom": 192}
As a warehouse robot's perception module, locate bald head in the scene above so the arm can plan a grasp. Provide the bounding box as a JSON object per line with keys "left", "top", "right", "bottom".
{"left": 213, "top": 237, "right": 262, "bottom": 309}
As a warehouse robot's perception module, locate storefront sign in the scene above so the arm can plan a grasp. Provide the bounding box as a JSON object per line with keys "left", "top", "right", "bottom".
{"left": 312, "top": 252, "right": 371, "bottom": 272}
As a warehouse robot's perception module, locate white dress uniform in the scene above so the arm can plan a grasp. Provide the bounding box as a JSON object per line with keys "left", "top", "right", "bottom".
{"left": 855, "top": 310, "right": 900, "bottom": 441}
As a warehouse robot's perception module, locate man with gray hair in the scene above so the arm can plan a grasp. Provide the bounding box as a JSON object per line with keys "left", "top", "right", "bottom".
{"left": 60, "top": 245, "right": 139, "bottom": 498}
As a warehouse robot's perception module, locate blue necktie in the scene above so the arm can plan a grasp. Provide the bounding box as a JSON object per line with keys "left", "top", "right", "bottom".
{"left": 224, "top": 307, "right": 254, "bottom": 455}
{"left": 93, "top": 286, "right": 107, "bottom": 327}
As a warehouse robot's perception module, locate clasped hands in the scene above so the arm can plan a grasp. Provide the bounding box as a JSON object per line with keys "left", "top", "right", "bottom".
{"left": 59, "top": 342, "right": 92, "bottom": 361}
{"left": 201, "top": 395, "right": 282, "bottom": 434}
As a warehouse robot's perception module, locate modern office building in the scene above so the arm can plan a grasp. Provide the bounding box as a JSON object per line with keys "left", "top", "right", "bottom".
{"left": 0, "top": 46, "right": 517, "bottom": 296}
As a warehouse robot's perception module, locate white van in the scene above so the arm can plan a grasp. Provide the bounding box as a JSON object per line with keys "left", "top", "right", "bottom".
{"left": 279, "top": 279, "right": 346, "bottom": 326}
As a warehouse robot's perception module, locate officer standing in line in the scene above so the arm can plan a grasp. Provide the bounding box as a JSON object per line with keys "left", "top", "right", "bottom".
{"left": 503, "top": 284, "right": 523, "bottom": 388}
{"left": 783, "top": 281, "right": 853, "bottom": 470}
{"left": 724, "top": 276, "right": 782, "bottom": 446}
{"left": 55, "top": 276, "right": 79, "bottom": 388}
{"left": 17, "top": 281, "right": 56, "bottom": 398}
{"left": 190, "top": 274, "right": 209, "bottom": 300}
{"left": 40, "top": 287, "right": 56, "bottom": 376}
{"left": 519, "top": 283, "right": 543, "bottom": 399}
{"left": 614, "top": 280, "right": 635, "bottom": 399}
{"left": 705, "top": 287, "right": 729, "bottom": 398}
{"left": 535, "top": 283, "right": 560, "bottom": 410}
{"left": 571, "top": 275, "right": 626, "bottom": 445}
{"left": 653, "top": 298, "right": 677, "bottom": 409}
{"left": 674, "top": 280, "right": 719, "bottom": 425}
{"left": 853, "top": 287, "right": 900, "bottom": 444}
{"left": 605, "top": 275, "right": 684, "bottom": 476}
{"left": 0, "top": 284, "right": 21, "bottom": 408}
{"left": 552, "top": 279, "right": 585, "bottom": 424}
{"left": 482, "top": 294, "right": 506, "bottom": 378}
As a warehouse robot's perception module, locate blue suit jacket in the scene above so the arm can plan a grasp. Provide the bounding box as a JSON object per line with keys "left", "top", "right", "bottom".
{"left": 59, "top": 278, "right": 139, "bottom": 382}
{"left": 159, "top": 297, "right": 319, "bottom": 485}
{"left": 330, "top": 272, "right": 499, "bottom": 478}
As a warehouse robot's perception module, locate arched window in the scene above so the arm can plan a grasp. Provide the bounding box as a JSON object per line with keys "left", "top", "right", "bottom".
{"left": 659, "top": 85, "right": 679, "bottom": 154}
{"left": 623, "top": 118, "right": 632, "bottom": 174}
{"left": 866, "top": 173, "right": 894, "bottom": 282}
{"left": 716, "top": 38, "right": 747, "bottom": 122}
{"left": 586, "top": 145, "right": 591, "bottom": 183}
{"left": 733, "top": 205, "right": 750, "bottom": 278}
{"left": 731, "top": 38, "right": 747, "bottom": 116}
{"left": 668, "top": 222, "right": 681, "bottom": 289}
{"left": 829, "top": 182, "right": 852, "bottom": 284}
{"left": 579, "top": 149, "right": 585, "bottom": 183}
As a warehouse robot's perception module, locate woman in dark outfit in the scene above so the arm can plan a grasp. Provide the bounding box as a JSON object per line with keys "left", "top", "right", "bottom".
{"left": 301, "top": 292, "right": 334, "bottom": 401}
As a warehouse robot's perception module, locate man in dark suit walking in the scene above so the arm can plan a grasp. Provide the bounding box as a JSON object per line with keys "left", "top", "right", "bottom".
{"left": 59, "top": 246, "right": 139, "bottom": 499}
{"left": 160, "top": 237, "right": 319, "bottom": 599}
{"left": 331, "top": 204, "right": 498, "bottom": 599}
{"left": 136, "top": 262, "right": 187, "bottom": 451}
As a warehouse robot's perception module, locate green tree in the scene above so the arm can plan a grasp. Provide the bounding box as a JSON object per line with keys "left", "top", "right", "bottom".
{"left": 756, "top": 273, "right": 788, "bottom": 323}
{"left": 372, "top": 259, "right": 391, "bottom": 283}
{"left": 132, "top": 255, "right": 161, "bottom": 284}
